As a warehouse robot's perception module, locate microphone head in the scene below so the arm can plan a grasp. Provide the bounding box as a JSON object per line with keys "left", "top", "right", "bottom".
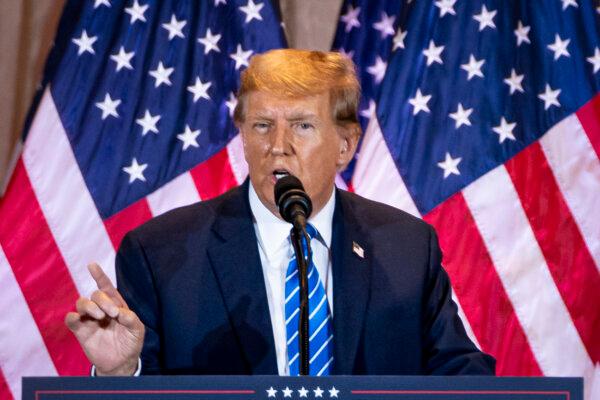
{"left": 274, "top": 175, "right": 312, "bottom": 223}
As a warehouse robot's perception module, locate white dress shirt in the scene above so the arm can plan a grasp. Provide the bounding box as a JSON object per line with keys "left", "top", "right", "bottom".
{"left": 248, "top": 183, "right": 334, "bottom": 376}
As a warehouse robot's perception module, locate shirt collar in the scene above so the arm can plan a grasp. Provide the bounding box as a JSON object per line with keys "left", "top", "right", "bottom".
{"left": 248, "top": 181, "right": 335, "bottom": 257}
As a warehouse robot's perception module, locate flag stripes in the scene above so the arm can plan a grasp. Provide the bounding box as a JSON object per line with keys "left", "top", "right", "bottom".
{"left": 0, "top": 245, "right": 56, "bottom": 399}
{"left": 463, "top": 165, "right": 593, "bottom": 377}
{"left": 505, "top": 141, "right": 600, "bottom": 363}
{"left": 425, "top": 194, "right": 543, "bottom": 376}
{"left": 0, "top": 160, "right": 90, "bottom": 375}
{"left": 540, "top": 111, "right": 600, "bottom": 272}
{"left": 22, "top": 90, "right": 117, "bottom": 293}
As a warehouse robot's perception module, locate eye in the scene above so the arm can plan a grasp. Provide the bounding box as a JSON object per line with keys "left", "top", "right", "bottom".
{"left": 253, "top": 122, "right": 270, "bottom": 133}
{"left": 295, "top": 122, "right": 315, "bottom": 131}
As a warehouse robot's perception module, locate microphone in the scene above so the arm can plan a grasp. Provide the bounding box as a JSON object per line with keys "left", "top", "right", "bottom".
{"left": 274, "top": 175, "right": 313, "bottom": 229}
{"left": 274, "top": 174, "right": 312, "bottom": 376}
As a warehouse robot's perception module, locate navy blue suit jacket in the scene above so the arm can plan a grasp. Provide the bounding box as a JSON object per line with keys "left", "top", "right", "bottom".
{"left": 116, "top": 181, "right": 495, "bottom": 375}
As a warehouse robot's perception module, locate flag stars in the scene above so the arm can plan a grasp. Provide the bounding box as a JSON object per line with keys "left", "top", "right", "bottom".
{"left": 266, "top": 387, "right": 277, "bottom": 398}
{"left": 149, "top": 61, "right": 174, "bottom": 87}
{"left": 340, "top": 5, "right": 361, "bottom": 32}
{"left": 449, "top": 103, "right": 473, "bottom": 128}
{"left": 461, "top": 54, "right": 485, "bottom": 80}
{"left": 162, "top": 14, "right": 186, "bottom": 40}
{"left": 538, "top": 84, "right": 561, "bottom": 110}
{"left": 328, "top": 387, "right": 340, "bottom": 398}
{"left": 198, "top": 29, "right": 222, "bottom": 54}
{"left": 123, "top": 158, "right": 148, "bottom": 183}
{"left": 473, "top": 5, "right": 497, "bottom": 31}
{"left": 298, "top": 387, "right": 309, "bottom": 398}
{"left": 230, "top": 44, "right": 253, "bottom": 70}
{"left": 110, "top": 46, "right": 134, "bottom": 72}
{"left": 493, "top": 117, "right": 517, "bottom": 143}
{"left": 215, "top": 0, "right": 227, "bottom": 5}
{"left": 95, "top": 93, "right": 121, "bottom": 119}
{"left": 587, "top": 47, "right": 600, "bottom": 73}
{"left": 423, "top": 40, "right": 444, "bottom": 66}
{"left": 373, "top": 12, "right": 396, "bottom": 39}
{"left": 239, "top": 0, "right": 264, "bottom": 24}
{"left": 547, "top": 34, "right": 571, "bottom": 60}
{"left": 514, "top": 21, "right": 531, "bottom": 46}
{"left": 313, "top": 387, "right": 324, "bottom": 398}
{"left": 125, "top": 0, "right": 148, "bottom": 24}
{"left": 94, "top": 0, "right": 111, "bottom": 8}
{"left": 393, "top": 28, "right": 407, "bottom": 51}
{"left": 561, "top": 0, "right": 578, "bottom": 10}
{"left": 367, "top": 56, "right": 387, "bottom": 84}
{"left": 504, "top": 69, "right": 524, "bottom": 94}
{"left": 187, "top": 77, "right": 212, "bottom": 102}
{"left": 72, "top": 30, "right": 97, "bottom": 56}
{"left": 409, "top": 89, "right": 432, "bottom": 115}
{"left": 282, "top": 387, "right": 293, "bottom": 398}
{"left": 177, "top": 125, "right": 201, "bottom": 150}
{"left": 437, "top": 153, "right": 462, "bottom": 178}
{"left": 360, "top": 100, "right": 376, "bottom": 119}
{"left": 226, "top": 92, "right": 238, "bottom": 117}
{"left": 136, "top": 110, "right": 160, "bottom": 135}
{"left": 435, "top": 0, "right": 457, "bottom": 17}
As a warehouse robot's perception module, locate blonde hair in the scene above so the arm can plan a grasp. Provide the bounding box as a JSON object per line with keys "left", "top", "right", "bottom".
{"left": 234, "top": 49, "right": 361, "bottom": 130}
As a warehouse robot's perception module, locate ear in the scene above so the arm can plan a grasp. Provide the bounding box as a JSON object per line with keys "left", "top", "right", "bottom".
{"left": 336, "top": 124, "right": 360, "bottom": 170}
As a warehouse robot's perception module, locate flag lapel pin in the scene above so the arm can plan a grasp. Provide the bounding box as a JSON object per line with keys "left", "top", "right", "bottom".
{"left": 352, "top": 241, "right": 365, "bottom": 259}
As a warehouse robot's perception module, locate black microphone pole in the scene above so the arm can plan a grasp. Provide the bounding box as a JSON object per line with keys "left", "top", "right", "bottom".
{"left": 275, "top": 176, "right": 312, "bottom": 376}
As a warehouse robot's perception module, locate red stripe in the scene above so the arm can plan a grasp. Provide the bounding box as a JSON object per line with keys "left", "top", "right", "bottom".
{"left": 425, "top": 193, "right": 542, "bottom": 376}
{"left": 0, "top": 367, "right": 14, "bottom": 400}
{"left": 190, "top": 148, "right": 239, "bottom": 200}
{"left": 506, "top": 141, "right": 600, "bottom": 362}
{"left": 576, "top": 94, "right": 600, "bottom": 160}
{"left": 103, "top": 199, "right": 153, "bottom": 249}
{"left": 0, "top": 159, "right": 90, "bottom": 375}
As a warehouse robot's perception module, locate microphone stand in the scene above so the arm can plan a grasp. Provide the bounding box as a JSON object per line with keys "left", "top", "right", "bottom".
{"left": 290, "top": 218, "right": 310, "bottom": 376}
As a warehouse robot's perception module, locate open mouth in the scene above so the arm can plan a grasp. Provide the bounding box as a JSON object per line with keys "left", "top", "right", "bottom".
{"left": 273, "top": 169, "right": 290, "bottom": 181}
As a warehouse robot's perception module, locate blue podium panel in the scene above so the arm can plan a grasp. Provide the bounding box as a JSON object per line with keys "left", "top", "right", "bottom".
{"left": 23, "top": 376, "right": 582, "bottom": 400}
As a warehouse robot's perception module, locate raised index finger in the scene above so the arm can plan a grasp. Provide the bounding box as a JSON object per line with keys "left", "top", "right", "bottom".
{"left": 88, "top": 262, "right": 128, "bottom": 308}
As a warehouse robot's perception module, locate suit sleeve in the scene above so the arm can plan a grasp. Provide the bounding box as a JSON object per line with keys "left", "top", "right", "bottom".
{"left": 115, "top": 231, "right": 163, "bottom": 375}
{"left": 421, "top": 226, "right": 496, "bottom": 375}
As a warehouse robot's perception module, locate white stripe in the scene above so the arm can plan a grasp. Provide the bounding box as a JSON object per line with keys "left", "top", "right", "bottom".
{"left": 540, "top": 114, "right": 600, "bottom": 272}
{"left": 309, "top": 315, "right": 330, "bottom": 341}
{"left": 309, "top": 295, "right": 327, "bottom": 320}
{"left": 22, "top": 89, "right": 116, "bottom": 296}
{"left": 285, "top": 307, "right": 300, "bottom": 325}
{"left": 353, "top": 117, "right": 420, "bottom": 217}
{"left": 285, "top": 286, "right": 300, "bottom": 304}
{"left": 308, "top": 280, "right": 320, "bottom": 299}
{"left": 286, "top": 268, "right": 298, "bottom": 282}
{"left": 0, "top": 245, "right": 57, "bottom": 399}
{"left": 226, "top": 133, "right": 248, "bottom": 185}
{"left": 289, "top": 352, "right": 299, "bottom": 366}
{"left": 463, "top": 165, "right": 594, "bottom": 378}
{"left": 317, "top": 356, "right": 334, "bottom": 376}
{"left": 147, "top": 172, "right": 201, "bottom": 216}
{"left": 309, "top": 334, "right": 334, "bottom": 364}
{"left": 287, "top": 330, "right": 298, "bottom": 345}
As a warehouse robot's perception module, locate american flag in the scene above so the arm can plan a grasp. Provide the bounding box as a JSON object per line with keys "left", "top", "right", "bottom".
{"left": 0, "top": 0, "right": 284, "bottom": 398}
{"left": 1, "top": 0, "right": 600, "bottom": 399}
{"left": 334, "top": 0, "right": 600, "bottom": 399}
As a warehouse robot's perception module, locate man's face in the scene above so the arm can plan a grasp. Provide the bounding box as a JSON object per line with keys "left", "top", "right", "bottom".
{"left": 239, "top": 90, "right": 357, "bottom": 218}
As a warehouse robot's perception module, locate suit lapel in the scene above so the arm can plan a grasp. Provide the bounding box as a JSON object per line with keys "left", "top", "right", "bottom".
{"left": 331, "top": 190, "right": 371, "bottom": 374}
{"left": 207, "top": 181, "right": 278, "bottom": 374}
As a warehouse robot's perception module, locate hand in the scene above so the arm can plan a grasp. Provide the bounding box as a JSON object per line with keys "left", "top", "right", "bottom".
{"left": 65, "top": 263, "right": 145, "bottom": 376}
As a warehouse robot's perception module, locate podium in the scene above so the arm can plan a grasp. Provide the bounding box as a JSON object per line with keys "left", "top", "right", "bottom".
{"left": 23, "top": 376, "right": 582, "bottom": 399}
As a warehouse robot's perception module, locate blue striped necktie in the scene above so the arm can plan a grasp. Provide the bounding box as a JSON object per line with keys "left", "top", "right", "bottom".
{"left": 284, "top": 223, "right": 334, "bottom": 376}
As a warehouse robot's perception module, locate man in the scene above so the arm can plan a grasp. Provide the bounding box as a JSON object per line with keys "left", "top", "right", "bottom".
{"left": 66, "top": 49, "right": 495, "bottom": 376}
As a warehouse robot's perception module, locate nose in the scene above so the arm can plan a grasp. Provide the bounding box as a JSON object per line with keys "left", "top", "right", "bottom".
{"left": 269, "top": 123, "right": 289, "bottom": 156}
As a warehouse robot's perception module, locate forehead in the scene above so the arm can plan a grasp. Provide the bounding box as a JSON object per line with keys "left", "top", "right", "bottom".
{"left": 244, "top": 90, "right": 331, "bottom": 118}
